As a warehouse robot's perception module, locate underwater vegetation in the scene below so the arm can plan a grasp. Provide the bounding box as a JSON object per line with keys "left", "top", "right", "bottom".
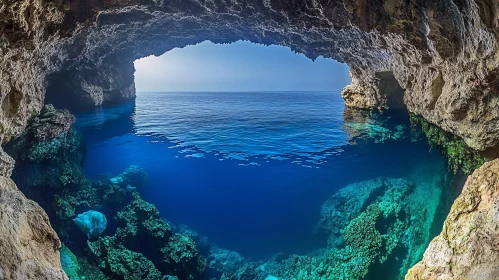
{"left": 172, "top": 161, "right": 448, "bottom": 280}
{"left": 87, "top": 192, "right": 206, "bottom": 279}
{"left": 4, "top": 103, "right": 457, "bottom": 280}
{"left": 317, "top": 176, "right": 441, "bottom": 279}
{"left": 6, "top": 105, "right": 207, "bottom": 279}
{"left": 410, "top": 114, "right": 487, "bottom": 174}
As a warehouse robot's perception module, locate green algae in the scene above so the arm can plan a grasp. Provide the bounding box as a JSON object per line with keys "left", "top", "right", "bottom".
{"left": 6, "top": 109, "right": 206, "bottom": 280}
{"left": 88, "top": 192, "right": 206, "bottom": 279}
{"left": 88, "top": 236, "right": 162, "bottom": 280}
{"left": 410, "top": 114, "right": 487, "bottom": 174}
{"left": 231, "top": 160, "right": 450, "bottom": 280}
{"left": 60, "top": 244, "right": 83, "bottom": 280}
{"left": 162, "top": 233, "right": 207, "bottom": 277}
{"left": 60, "top": 244, "right": 109, "bottom": 280}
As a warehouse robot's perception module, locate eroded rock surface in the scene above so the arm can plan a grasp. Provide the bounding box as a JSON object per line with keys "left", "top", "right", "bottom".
{"left": 2, "top": 0, "right": 499, "bottom": 279}
{"left": 0, "top": 176, "right": 67, "bottom": 280}
{"left": 406, "top": 159, "right": 499, "bottom": 280}
{"left": 1, "top": 0, "right": 499, "bottom": 153}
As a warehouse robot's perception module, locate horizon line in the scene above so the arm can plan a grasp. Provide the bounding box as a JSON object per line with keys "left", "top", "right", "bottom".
{"left": 136, "top": 90, "right": 344, "bottom": 93}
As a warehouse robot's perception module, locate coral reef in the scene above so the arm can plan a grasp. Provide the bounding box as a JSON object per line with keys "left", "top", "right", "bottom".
{"left": 196, "top": 161, "right": 450, "bottom": 280}
{"left": 407, "top": 159, "right": 499, "bottom": 280}
{"left": 313, "top": 178, "right": 424, "bottom": 279}
{"left": 87, "top": 238, "right": 162, "bottom": 280}
{"left": 410, "top": 114, "right": 488, "bottom": 174}
{"left": 74, "top": 210, "right": 108, "bottom": 238}
{"left": 6, "top": 107, "right": 208, "bottom": 279}
{"left": 87, "top": 192, "right": 206, "bottom": 279}
{"left": 7, "top": 125, "right": 131, "bottom": 236}
{"left": 109, "top": 165, "right": 147, "bottom": 191}
{"left": 207, "top": 246, "right": 246, "bottom": 275}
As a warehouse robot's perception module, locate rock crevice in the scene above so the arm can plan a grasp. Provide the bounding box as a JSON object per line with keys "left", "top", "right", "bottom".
{"left": 406, "top": 159, "right": 499, "bottom": 280}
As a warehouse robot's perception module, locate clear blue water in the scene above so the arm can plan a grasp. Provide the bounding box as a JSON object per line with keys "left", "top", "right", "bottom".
{"left": 75, "top": 91, "right": 451, "bottom": 259}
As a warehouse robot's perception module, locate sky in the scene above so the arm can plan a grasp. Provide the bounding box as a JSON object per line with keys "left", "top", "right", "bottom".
{"left": 134, "top": 40, "right": 350, "bottom": 92}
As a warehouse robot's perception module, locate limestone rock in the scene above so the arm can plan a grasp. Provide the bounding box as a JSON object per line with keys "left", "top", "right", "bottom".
{"left": 406, "top": 159, "right": 499, "bottom": 280}
{"left": 0, "top": 176, "right": 67, "bottom": 280}
{"left": 27, "top": 104, "right": 75, "bottom": 142}
{"left": 0, "top": 0, "right": 498, "bottom": 151}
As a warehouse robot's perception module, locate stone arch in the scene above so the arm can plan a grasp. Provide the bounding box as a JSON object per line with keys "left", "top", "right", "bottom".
{"left": 0, "top": 0, "right": 498, "bottom": 157}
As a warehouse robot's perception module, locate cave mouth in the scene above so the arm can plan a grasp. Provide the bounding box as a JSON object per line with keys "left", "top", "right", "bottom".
{"left": 11, "top": 40, "right": 458, "bottom": 279}
{"left": 79, "top": 40, "right": 354, "bottom": 257}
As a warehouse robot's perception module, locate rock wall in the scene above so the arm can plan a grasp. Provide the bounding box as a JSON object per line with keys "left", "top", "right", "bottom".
{"left": 406, "top": 159, "right": 499, "bottom": 280}
{"left": 1, "top": 0, "right": 499, "bottom": 279}
{"left": 1, "top": 0, "right": 498, "bottom": 160}
{"left": 0, "top": 176, "right": 67, "bottom": 280}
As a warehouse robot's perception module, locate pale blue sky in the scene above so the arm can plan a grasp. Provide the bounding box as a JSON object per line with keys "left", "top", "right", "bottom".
{"left": 134, "top": 40, "right": 350, "bottom": 92}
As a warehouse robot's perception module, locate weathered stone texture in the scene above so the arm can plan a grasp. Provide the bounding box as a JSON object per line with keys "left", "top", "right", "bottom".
{"left": 0, "top": 176, "right": 67, "bottom": 280}
{"left": 406, "top": 159, "right": 499, "bottom": 280}
{"left": 0, "top": 0, "right": 497, "bottom": 154}
{"left": 1, "top": 1, "right": 499, "bottom": 279}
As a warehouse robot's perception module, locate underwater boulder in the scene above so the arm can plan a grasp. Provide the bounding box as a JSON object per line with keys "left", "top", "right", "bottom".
{"left": 110, "top": 165, "right": 147, "bottom": 190}
{"left": 318, "top": 178, "right": 413, "bottom": 238}
{"left": 60, "top": 244, "right": 82, "bottom": 280}
{"left": 342, "top": 107, "right": 411, "bottom": 144}
{"left": 29, "top": 104, "right": 76, "bottom": 142}
{"left": 74, "top": 210, "right": 107, "bottom": 238}
{"left": 162, "top": 233, "right": 207, "bottom": 277}
{"left": 88, "top": 236, "right": 162, "bottom": 280}
{"left": 208, "top": 245, "right": 245, "bottom": 274}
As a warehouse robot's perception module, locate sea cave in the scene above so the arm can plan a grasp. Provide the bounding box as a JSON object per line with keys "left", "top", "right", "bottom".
{"left": 1, "top": 1, "right": 499, "bottom": 280}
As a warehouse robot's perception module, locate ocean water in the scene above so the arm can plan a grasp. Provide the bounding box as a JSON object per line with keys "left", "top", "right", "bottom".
{"left": 75, "top": 91, "right": 458, "bottom": 268}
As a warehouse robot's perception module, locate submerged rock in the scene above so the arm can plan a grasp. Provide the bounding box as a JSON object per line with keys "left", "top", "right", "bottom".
{"left": 109, "top": 165, "right": 147, "bottom": 190}
{"left": 342, "top": 108, "right": 413, "bottom": 144}
{"left": 208, "top": 245, "right": 245, "bottom": 274}
{"left": 87, "top": 192, "right": 206, "bottom": 279}
{"left": 88, "top": 237, "right": 162, "bottom": 280}
{"left": 315, "top": 178, "right": 418, "bottom": 279}
{"left": 318, "top": 177, "right": 413, "bottom": 247}
{"left": 60, "top": 244, "right": 82, "bottom": 280}
{"left": 407, "top": 159, "right": 499, "bottom": 280}
{"left": 28, "top": 104, "right": 76, "bottom": 142}
{"left": 7, "top": 117, "right": 140, "bottom": 235}
{"left": 74, "top": 210, "right": 107, "bottom": 238}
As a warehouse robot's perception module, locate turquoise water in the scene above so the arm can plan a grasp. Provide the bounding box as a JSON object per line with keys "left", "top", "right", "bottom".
{"left": 73, "top": 91, "right": 458, "bottom": 278}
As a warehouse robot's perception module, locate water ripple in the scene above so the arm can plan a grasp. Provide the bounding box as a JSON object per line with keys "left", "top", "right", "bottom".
{"left": 133, "top": 91, "right": 348, "bottom": 164}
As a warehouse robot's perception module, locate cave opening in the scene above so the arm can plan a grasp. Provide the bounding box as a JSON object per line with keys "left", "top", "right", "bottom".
{"left": 11, "top": 39, "right": 459, "bottom": 280}
{"left": 78, "top": 40, "right": 353, "bottom": 258}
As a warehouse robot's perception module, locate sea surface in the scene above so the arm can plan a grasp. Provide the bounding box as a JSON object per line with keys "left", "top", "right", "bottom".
{"left": 75, "top": 91, "right": 459, "bottom": 261}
